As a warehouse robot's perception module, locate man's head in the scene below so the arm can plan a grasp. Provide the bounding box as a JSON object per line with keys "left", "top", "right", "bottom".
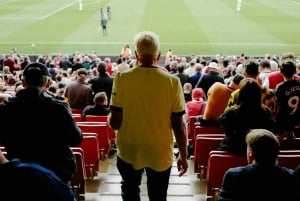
{"left": 22, "top": 62, "right": 50, "bottom": 88}
{"left": 246, "top": 129, "right": 280, "bottom": 165}
{"left": 134, "top": 31, "right": 160, "bottom": 66}
{"left": 76, "top": 68, "right": 88, "bottom": 82}
{"left": 94, "top": 92, "right": 107, "bottom": 105}
{"left": 97, "top": 61, "right": 107, "bottom": 75}
{"left": 280, "top": 60, "right": 296, "bottom": 79}
{"left": 243, "top": 59, "right": 259, "bottom": 78}
{"left": 207, "top": 62, "right": 219, "bottom": 72}
{"left": 229, "top": 74, "right": 244, "bottom": 90}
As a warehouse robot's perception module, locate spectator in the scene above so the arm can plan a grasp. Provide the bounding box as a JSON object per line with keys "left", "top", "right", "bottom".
{"left": 196, "top": 61, "right": 225, "bottom": 97}
{"left": 263, "top": 52, "right": 298, "bottom": 90}
{"left": 185, "top": 88, "right": 206, "bottom": 121}
{"left": 82, "top": 91, "right": 110, "bottom": 121}
{"left": 219, "top": 78, "right": 275, "bottom": 156}
{"left": 0, "top": 62, "right": 83, "bottom": 184}
{"left": 108, "top": 31, "right": 188, "bottom": 201}
{"left": 0, "top": 82, "right": 12, "bottom": 103}
{"left": 183, "top": 82, "right": 192, "bottom": 102}
{"left": 201, "top": 74, "right": 244, "bottom": 126}
{"left": 226, "top": 59, "right": 278, "bottom": 117}
{"left": 184, "top": 58, "right": 197, "bottom": 77}
{"left": 88, "top": 61, "right": 114, "bottom": 106}
{"left": 168, "top": 60, "right": 178, "bottom": 74}
{"left": 188, "top": 63, "right": 203, "bottom": 89}
{"left": 175, "top": 62, "right": 189, "bottom": 87}
{"left": 0, "top": 149, "right": 74, "bottom": 201}
{"left": 64, "top": 68, "right": 93, "bottom": 110}
{"left": 115, "top": 56, "right": 130, "bottom": 73}
{"left": 218, "top": 129, "right": 294, "bottom": 201}
{"left": 121, "top": 44, "right": 132, "bottom": 60}
{"left": 258, "top": 59, "right": 271, "bottom": 84}
{"left": 292, "top": 164, "right": 300, "bottom": 201}
{"left": 164, "top": 48, "right": 172, "bottom": 63}
{"left": 274, "top": 60, "right": 300, "bottom": 137}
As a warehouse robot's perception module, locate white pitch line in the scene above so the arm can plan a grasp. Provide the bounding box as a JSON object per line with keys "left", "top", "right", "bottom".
{"left": 40, "top": 1, "right": 77, "bottom": 20}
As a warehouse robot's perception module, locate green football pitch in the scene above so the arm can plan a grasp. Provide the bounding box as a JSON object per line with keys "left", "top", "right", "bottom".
{"left": 0, "top": 0, "right": 299, "bottom": 57}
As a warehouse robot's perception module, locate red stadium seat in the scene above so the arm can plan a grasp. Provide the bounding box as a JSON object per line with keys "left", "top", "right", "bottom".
{"left": 279, "top": 137, "right": 300, "bottom": 150}
{"left": 70, "top": 147, "right": 86, "bottom": 200}
{"left": 85, "top": 116, "right": 116, "bottom": 147}
{"left": 193, "top": 136, "right": 223, "bottom": 178}
{"left": 194, "top": 125, "right": 224, "bottom": 141}
{"left": 78, "top": 134, "right": 100, "bottom": 178}
{"left": 77, "top": 122, "right": 110, "bottom": 160}
{"left": 206, "top": 152, "right": 247, "bottom": 200}
{"left": 277, "top": 154, "right": 300, "bottom": 170}
{"left": 85, "top": 115, "right": 108, "bottom": 122}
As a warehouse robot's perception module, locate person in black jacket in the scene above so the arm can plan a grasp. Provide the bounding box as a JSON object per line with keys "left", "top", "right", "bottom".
{"left": 88, "top": 61, "right": 114, "bottom": 106}
{"left": 0, "top": 62, "right": 83, "bottom": 185}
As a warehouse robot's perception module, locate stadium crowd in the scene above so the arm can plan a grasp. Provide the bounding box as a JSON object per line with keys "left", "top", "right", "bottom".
{"left": 0, "top": 47, "right": 300, "bottom": 200}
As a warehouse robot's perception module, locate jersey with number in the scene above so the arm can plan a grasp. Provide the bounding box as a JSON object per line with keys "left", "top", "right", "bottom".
{"left": 275, "top": 79, "right": 300, "bottom": 133}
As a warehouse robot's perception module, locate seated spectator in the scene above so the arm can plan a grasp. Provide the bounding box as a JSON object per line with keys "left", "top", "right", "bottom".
{"left": 185, "top": 88, "right": 206, "bottom": 122}
{"left": 274, "top": 60, "right": 300, "bottom": 137}
{"left": 183, "top": 82, "right": 192, "bottom": 102}
{"left": 219, "top": 78, "right": 275, "bottom": 156}
{"left": 64, "top": 68, "right": 93, "bottom": 110}
{"left": 82, "top": 91, "right": 110, "bottom": 121}
{"left": 0, "top": 62, "right": 83, "bottom": 184}
{"left": 200, "top": 74, "right": 244, "bottom": 127}
{"left": 218, "top": 129, "right": 294, "bottom": 201}
{"left": 226, "top": 59, "right": 278, "bottom": 117}
{"left": 0, "top": 149, "right": 74, "bottom": 201}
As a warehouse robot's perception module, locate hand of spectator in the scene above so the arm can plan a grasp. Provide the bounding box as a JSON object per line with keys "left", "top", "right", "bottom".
{"left": 177, "top": 155, "right": 188, "bottom": 177}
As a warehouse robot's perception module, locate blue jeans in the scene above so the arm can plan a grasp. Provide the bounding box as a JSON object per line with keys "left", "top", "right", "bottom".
{"left": 117, "top": 156, "right": 172, "bottom": 201}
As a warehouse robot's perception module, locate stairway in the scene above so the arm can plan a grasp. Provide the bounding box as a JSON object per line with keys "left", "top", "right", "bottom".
{"left": 83, "top": 153, "right": 207, "bottom": 201}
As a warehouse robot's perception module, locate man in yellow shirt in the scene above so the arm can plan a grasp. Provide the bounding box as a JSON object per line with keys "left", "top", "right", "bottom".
{"left": 108, "top": 31, "right": 188, "bottom": 201}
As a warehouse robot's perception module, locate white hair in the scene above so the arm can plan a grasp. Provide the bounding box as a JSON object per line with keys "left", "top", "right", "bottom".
{"left": 134, "top": 31, "right": 160, "bottom": 56}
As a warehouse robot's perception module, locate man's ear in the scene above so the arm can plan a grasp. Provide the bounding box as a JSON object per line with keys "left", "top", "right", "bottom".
{"left": 135, "top": 51, "right": 140, "bottom": 62}
{"left": 247, "top": 147, "right": 254, "bottom": 164}
{"left": 46, "top": 78, "right": 52, "bottom": 89}
{"left": 157, "top": 51, "right": 161, "bottom": 61}
{"left": 22, "top": 79, "right": 27, "bottom": 88}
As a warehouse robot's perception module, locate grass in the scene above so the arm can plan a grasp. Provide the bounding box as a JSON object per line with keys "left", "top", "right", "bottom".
{"left": 0, "top": 0, "right": 299, "bottom": 56}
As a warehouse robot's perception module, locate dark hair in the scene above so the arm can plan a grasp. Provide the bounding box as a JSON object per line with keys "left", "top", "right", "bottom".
{"left": 280, "top": 61, "right": 296, "bottom": 78}
{"left": 244, "top": 59, "right": 259, "bottom": 76}
{"left": 259, "top": 59, "right": 271, "bottom": 69}
{"left": 237, "top": 78, "right": 262, "bottom": 109}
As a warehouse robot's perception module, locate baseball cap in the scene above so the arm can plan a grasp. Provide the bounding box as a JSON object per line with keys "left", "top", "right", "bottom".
{"left": 208, "top": 62, "right": 218, "bottom": 70}
{"left": 23, "top": 62, "right": 50, "bottom": 77}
